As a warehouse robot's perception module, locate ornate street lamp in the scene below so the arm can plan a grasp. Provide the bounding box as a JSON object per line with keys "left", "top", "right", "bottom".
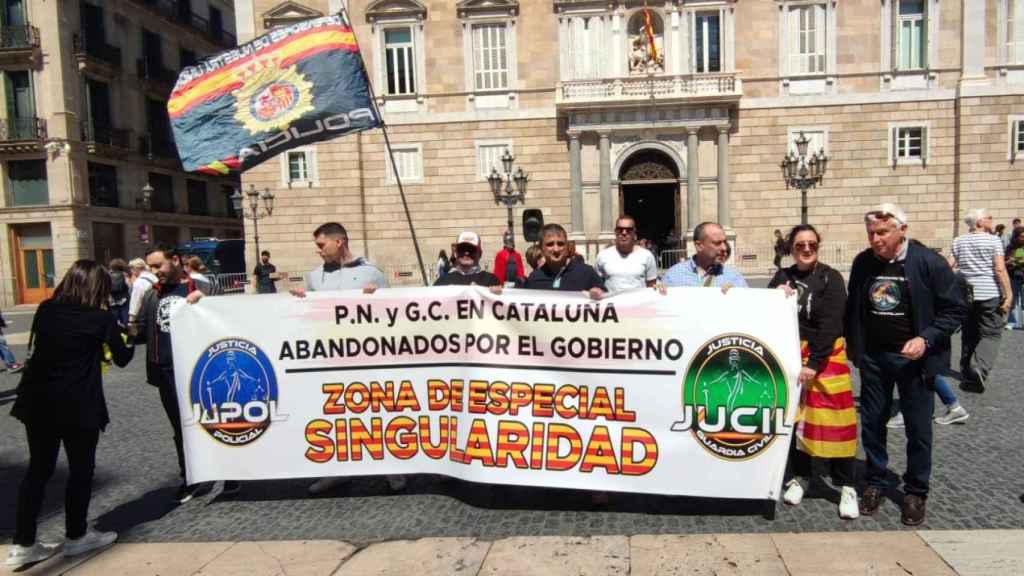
{"left": 138, "top": 182, "right": 153, "bottom": 211}
{"left": 780, "top": 131, "right": 828, "bottom": 225}
{"left": 231, "top": 184, "right": 275, "bottom": 267}
{"left": 487, "top": 149, "right": 529, "bottom": 248}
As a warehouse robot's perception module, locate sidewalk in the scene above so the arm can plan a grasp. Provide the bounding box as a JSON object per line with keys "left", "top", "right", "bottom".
{"left": 4, "top": 530, "right": 1022, "bottom": 575}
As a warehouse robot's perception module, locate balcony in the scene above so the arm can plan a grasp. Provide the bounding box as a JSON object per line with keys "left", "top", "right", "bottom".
{"left": 73, "top": 33, "right": 122, "bottom": 79}
{"left": 555, "top": 73, "right": 743, "bottom": 110}
{"left": 0, "top": 117, "right": 46, "bottom": 153}
{"left": 139, "top": 133, "right": 179, "bottom": 166}
{"left": 136, "top": 59, "right": 178, "bottom": 98}
{"left": 82, "top": 123, "right": 133, "bottom": 156}
{"left": 0, "top": 26, "right": 40, "bottom": 69}
{"left": 131, "top": 0, "right": 237, "bottom": 48}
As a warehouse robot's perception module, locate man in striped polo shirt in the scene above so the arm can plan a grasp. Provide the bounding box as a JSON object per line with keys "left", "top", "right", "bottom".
{"left": 952, "top": 209, "right": 1012, "bottom": 393}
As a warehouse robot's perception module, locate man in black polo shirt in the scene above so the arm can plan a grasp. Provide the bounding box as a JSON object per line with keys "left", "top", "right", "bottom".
{"left": 846, "top": 203, "right": 965, "bottom": 526}
{"left": 524, "top": 223, "right": 605, "bottom": 297}
{"left": 434, "top": 231, "right": 500, "bottom": 287}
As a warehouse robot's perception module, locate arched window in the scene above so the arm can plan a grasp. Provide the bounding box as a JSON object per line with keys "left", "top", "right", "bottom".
{"left": 627, "top": 9, "right": 664, "bottom": 75}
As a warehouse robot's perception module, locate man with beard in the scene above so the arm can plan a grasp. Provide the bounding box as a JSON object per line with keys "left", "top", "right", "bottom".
{"left": 523, "top": 224, "right": 605, "bottom": 297}
{"left": 434, "top": 231, "right": 500, "bottom": 287}
{"left": 134, "top": 244, "right": 237, "bottom": 504}
{"left": 663, "top": 222, "right": 747, "bottom": 289}
{"left": 595, "top": 215, "right": 658, "bottom": 294}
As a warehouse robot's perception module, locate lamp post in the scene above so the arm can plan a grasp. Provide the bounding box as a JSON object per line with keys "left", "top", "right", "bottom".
{"left": 780, "top": 131, "right": 828, "bottom": 225}
{"left": 231, "top": 184, "right": 275, "bottom": 267}
{"left": 487, "top": 149, "right": 529, "bottom": 248}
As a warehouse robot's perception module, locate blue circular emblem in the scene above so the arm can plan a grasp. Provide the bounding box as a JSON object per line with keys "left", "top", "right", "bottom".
{"left": 869, "top": 279, "right": 902, "bottom": 312}
{"left": 189, "top": 338, "right": 279, "bottom": 446}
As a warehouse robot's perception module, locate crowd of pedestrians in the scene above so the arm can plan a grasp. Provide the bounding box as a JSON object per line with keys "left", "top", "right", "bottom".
{"left": 5, "top": 203, "right": 1018, "bottom": 569}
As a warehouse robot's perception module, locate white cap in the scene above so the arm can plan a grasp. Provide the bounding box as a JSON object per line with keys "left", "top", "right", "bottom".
{"left": 865, "top": 203, "right": 908, "bottom": 226}
{"left": 456, "top": 231, "right": 481, "bottom": 250}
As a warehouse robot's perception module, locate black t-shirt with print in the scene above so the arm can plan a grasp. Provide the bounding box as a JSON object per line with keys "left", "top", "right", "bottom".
{"left": 865, "top": 259, "right": 914, "bottom": 353}
{"left": 155, "top": 282, "right": 191, "bottom": 367}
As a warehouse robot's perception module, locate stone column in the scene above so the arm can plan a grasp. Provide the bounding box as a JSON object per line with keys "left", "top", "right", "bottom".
{"left": 717, "top": 126, "right": 730, "bottom": 228}
{"left": 599, "top": 131, "right": 612, "bottom": 234}
{"left": 686, "top": 127, "right": 700, "bottom": 229}
{"left": 568, "top": 131, "right": 583, "bottom": 234}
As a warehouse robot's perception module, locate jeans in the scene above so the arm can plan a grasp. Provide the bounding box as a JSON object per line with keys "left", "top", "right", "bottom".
{"left": 960, "top": 297, "right": 1005, "bottom": 386}
{"left": 14, "top": 423, "right": 100, "bottom": 545}
{"left": 932, "top": 374, "right": 958, "bottom": 407}
{"left": 1010, "top": 275, "right": 1023, "bottom": 328}
{"left": 785, "top": 434, "right": 855, "bottom": 488}
{"left": 153, "top": 365, "right": 187, "bottom": 481}
{"left": 0, "top": 331, "right": 17, "bottom": 367}
{"left": 858, "top": 351, "right": 934, "bottom": 497}
{"left": 110, "top": 303, "right": 129, "bottom": 327}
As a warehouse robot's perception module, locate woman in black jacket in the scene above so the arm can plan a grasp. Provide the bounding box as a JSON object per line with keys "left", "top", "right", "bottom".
{"left": 7, "top": 260, "right": 134, "bottom": 569}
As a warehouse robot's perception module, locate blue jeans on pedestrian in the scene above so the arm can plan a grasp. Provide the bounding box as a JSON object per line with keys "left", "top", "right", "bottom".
{"left": 0, "top": 332, "right": 17, "bottom": 368}
{"left": 932, "top": 374, "right": 958, "bottom": 407}
{"left": 1010, "top": 275, "right": 1024, "bottom": 328}
{"left": 859, "top": 351, "right": 934, "bottom": 497}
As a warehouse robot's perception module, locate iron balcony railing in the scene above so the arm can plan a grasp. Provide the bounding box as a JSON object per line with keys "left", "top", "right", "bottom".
{"left": 83, "top": 123, "right": 132, "bottom": 149}
{"left": 72, "top": 33, "right": 122, "bottom": 67}
{"left": 136, "top": 58, "right": 178, "bottom": 87}
{"left": 556, "top": 73, "right": 742, "bottom": 107}
{"left": 0, "top": 117, "right": 46, "bottom": 141}
{"left": 139, "top": 132, "right": 178, "bottom": 160}
{"left": 0, "top": 25, "right": 40, "bottom": 49}
{"left": 134, "top": 0, "right": 237, "bottom": 47}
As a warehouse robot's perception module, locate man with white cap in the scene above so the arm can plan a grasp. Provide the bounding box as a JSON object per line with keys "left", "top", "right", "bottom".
{"left": 845, "top": 203, "right": 965, "bottom": 526}
{"left": 435, "top": 232, "right": 500, "bottom": 287}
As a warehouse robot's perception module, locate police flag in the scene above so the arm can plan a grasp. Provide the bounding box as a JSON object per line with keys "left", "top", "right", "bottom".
{"left": 168, "top": 12, "right": 379, "bottom": 174}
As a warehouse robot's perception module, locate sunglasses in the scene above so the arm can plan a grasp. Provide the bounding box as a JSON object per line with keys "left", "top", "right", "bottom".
{"left": 615, "top": 227, "right": 636, "bottom": 235}
{"left": 794, "top": 241, "right": 819, "bottom": 251}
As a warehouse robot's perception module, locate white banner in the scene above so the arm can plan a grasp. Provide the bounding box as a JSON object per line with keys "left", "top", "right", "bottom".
{"left": 171, "top": 286, "right": 801, "bottom": 500}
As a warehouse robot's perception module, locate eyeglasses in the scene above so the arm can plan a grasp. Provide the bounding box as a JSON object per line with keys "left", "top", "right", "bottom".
{"left": 543, "top": 240, "right": 567, "bottom": 248}
{"left": 794, "top": 241, "right": 819, "bottom": 252}
{"left": 614, "top": 227, "right": 636, "bottom": 235}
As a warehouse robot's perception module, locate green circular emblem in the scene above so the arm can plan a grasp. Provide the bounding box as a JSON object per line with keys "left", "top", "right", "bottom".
{"left": 677, "top": 334, "right": 789, "bottom": 461}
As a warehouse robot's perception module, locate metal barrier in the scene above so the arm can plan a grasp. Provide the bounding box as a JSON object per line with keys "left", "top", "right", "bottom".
{"left": 212, "top": 273, "right": 249, "bottom": 295}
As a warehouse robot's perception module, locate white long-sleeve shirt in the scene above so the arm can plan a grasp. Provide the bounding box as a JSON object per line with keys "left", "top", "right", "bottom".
{"left": 128, "top": 271, "right": 158, "bottom": 321}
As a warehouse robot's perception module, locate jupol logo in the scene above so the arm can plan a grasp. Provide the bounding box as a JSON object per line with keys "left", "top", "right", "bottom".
{"left": 188, "top": 338, "right": 286, "bottom": 446}
{"left": 671, "top": 334, "right": 791, "bottom": 461}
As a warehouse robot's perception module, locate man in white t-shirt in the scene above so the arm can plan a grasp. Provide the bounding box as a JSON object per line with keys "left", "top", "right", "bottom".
{"left": 952, "top": 208, "right": 1012, "bottom": 393}
{"left": 595, "top": 215, "right": 658, "bottom": 294}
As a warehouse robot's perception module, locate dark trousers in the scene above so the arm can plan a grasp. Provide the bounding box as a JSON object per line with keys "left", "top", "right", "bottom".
{"left": 858, "top": 351, "right": 934, "bottom": 497}
{"left": 960, "top": 297, "right": 1004, "bottom": 386}
{"left": 153, "top": 365, "right": 187, "bottom": 481}
{"left": 14, "top": 423, "right": 100, "bottom": 545}
{"left": 785, "top": 435, "right": 855, "bottom": 487}
{"left": 110, "top": 303, "right": 129, "bottom": 327}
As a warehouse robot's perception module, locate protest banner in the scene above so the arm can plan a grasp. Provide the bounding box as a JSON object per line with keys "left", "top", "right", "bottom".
{"left": 171, "top": 286, "right": 801, "bottom": 500}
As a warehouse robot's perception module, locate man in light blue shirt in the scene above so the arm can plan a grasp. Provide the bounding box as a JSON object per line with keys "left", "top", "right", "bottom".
{"left": 663, "top": 222, "right": 748, "bottom": 289}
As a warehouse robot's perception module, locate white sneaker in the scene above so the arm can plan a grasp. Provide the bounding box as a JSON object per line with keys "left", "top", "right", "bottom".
{"left": 5, "top": 543, "right": 59, "bottom": 568}
{"left": 782, "top": 479, "right": 804, "bottom": 505}
{"left": 386, "top": 475, "right": 407, "bottom": 491}
{"left": 839, "top": 486, "right": 860, "bottom": 519}
{"left": 886, "top": 413, "right": 904, "bottom": 428}
{"left": 935, "top": 405, "right": 970, "bottom": 425}
{"left": 308, "top": 477, "right": 347, "bottom": 495}
{"left": 64, "top": 529, "right": 117, "bottom": 557}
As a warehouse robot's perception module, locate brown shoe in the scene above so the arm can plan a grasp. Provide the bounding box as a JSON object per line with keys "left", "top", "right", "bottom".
{"left": 860, "top": 486, "right": 883, "bottom": 515}
{"left": 902, "top": 494, "right": 927, "bottom": 526}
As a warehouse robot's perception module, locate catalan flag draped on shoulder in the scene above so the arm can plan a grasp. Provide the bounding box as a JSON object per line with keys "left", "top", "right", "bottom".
{"left": 168, "top": 12, "right": 379, "bottom": 175}
{"left": 796, "top": 338, "right": 858, "bottom": 458}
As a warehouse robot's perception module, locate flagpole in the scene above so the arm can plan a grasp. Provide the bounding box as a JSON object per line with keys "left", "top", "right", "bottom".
{"left": 340, "top": 8, "right": 429, "bottom": 287}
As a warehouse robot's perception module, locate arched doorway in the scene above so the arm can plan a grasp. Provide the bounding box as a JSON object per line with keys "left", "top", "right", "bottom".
{"left": 618, "top": 148, "right": 681, "bottom": 259}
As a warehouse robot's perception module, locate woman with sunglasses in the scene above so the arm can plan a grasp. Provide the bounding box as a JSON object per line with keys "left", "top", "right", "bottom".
{"left": 7, "top": 260, "right": 134, "bottom": 568}
{"left": 768, "top": 224, "right": 859, "bottom": 519}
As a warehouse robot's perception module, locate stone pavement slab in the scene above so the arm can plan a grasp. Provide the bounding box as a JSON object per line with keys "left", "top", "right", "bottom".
{"left": 478, "top": 536, "right": 629, "bottom": 576}
{"left": 64, "top": 542, "right": 234, "bottom": 576}
{"left": 630, "top": 534, "right": 788, "bottom": 576}
{"left": 333, "top": 537, "right": 488, "bottom": 576}
{"left": 192, "top": 541, "right": 356, "bottom": 576}
{"left": 771, "top": 532, "right": 957, "bottom": 576}
{"left": 919, "top": 529, "right": 1024, "bottom": 576}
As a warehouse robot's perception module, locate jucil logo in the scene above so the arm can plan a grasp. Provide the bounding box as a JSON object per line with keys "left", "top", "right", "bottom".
{"left": 671, "top": 334, "right": 791, "bottom": 461}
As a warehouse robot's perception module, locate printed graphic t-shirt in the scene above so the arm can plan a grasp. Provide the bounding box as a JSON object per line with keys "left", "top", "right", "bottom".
{"left": 156, "top": 282, "right": 191, "bottom": 367}
{"left": 865, "top": 259, "right": 914, "bottom": 353}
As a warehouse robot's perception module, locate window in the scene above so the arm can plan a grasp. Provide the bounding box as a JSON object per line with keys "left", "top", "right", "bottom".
{"left": 149, "top": 172, "right": 174, "bottom": 213}
{"left": 88, "top": 162, "right": 119, "bottom": 207}
{"left": 476, "top": 142, "right": 511, "bottom": 179}
{"left": 694, "top": 11, "right": 721, "bottom": 73}
{"left": 384, "top": 27, "right": 416, "bottom": 95}
{"left": 896, "top": 0, "right": 925, "bottom": 70}
{"left": 5, "top": 70, "right": 35, "bottom": 139}
{"left": 1010, "top": 0, "right": 1024, "bottom": 64}
{"left": 566, "top": 16, "right": 605, "bottom": 80}
{"left": 222, "top": 185, "right": 239, "bottom": 218}
{"left": 180, "top": 48, "right": 197, "bottom": 68}
{"left": 152, "top": 225, "right": 179, "bottom": 246}
{"left": 209, "top": 6, "right": 224, "bottom": 41}
{"left": 190, "top": 227, "right": 214, "bottom": 240}
{"left": 472, "top": 23, "right": 509, "bottom": 90}
{"left": 92, "top": 222, "right": 125, "bottom": 264}
{"left": 288, "top": 151, "right": 308, "bottom": 181}
{"left": 1008, "top": 117, "right": 1024, "bottom": 161}
{"left": 187, "top": 179, "right": 208, "bottom": 215}
{"left": 789, "top": 4, "right": 826, "bottom": 75}
{"left": 386, "top": 145, "right": 423, "bottom": 183}
{"left": 281, "top": 147, "right": 317, "bottom": 187}
{"left": 7, "top": 159, "right": 47, "bottom": 206}
{"left": 889, "top": 124, "right": 928, "bottom": 165}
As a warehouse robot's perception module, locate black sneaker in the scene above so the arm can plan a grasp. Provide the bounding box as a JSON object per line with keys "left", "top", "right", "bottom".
{"left": 8, "top": 363, "right": 24, "bottom": 374}
{"left": 221, "top": 481, "right": 241, "bottom": 497}
{"left": 959, "top": 380, "right": 985, "bottom": 394}
{"left": 174, "top": 483, "right": 196, "bottom": 504}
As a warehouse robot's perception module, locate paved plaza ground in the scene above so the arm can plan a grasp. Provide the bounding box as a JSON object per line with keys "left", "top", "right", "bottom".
{"left": 1, "top": 300, "right": 1023, "bottom": 573}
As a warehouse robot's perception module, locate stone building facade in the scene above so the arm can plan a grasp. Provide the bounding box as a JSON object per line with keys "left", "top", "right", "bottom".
{"left": 235, "top": 0, "right": 1024, "bottom": 285}
{"left": 0, "top": 0, "right": 241, "bottom": 305}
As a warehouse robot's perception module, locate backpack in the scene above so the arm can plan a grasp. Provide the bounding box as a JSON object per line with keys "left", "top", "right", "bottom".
{"left": 109, "top": 271, "right": 129, "bottom": 305}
